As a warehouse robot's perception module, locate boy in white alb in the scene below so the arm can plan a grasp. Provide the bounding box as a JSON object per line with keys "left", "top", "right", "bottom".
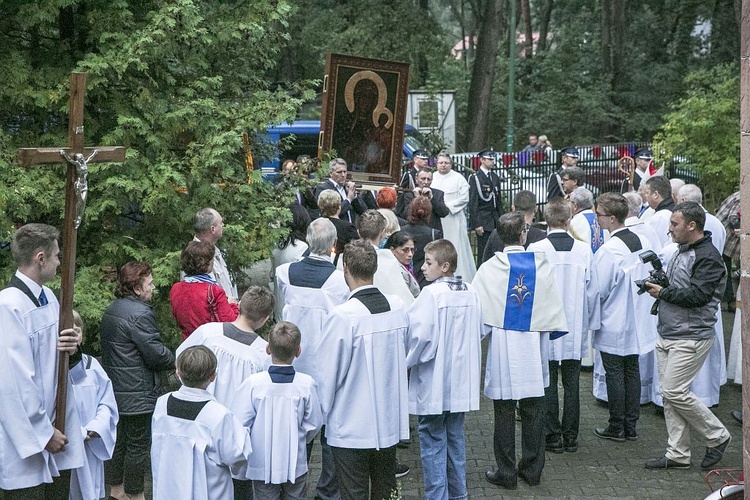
{"left": 232, "top": 322, "right": 322, "bottom": 499}
{"left": 69, "top": 311, "right": 119, "bottom": 500}
{"left": 313, "top": 239, "right": 411, "bottom": 500}
{"left": 151, "top": 346, "right": 252, "bottom": 500}
{"left": 407, "top": 240, "right": 482, "bottom": 500}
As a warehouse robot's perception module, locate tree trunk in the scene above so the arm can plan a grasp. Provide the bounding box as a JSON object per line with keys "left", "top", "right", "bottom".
{"left": 601, "top": 0, "right": 612, "bottom": 76}
{"left": 520, "top": 0, "right": 533, "bottom": 57}
{"left": 464, "top": 0, "right": 504, "bottom": 151}
{"left": 537, "top": 0, "right": 553, "bottom": 52}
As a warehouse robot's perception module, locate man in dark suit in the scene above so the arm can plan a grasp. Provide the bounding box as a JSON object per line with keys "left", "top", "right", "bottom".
{"left": 314, "top": 158, "right": 368, "bottom": 224}
{"left": 399, "top": 149, "right": 429, "bottom": 190}
{"left": 620, "top": 148, "right": 653, "bottom": 193}
{"left": 482, "top": 190, "right": 546, "bottom": 263}
{"left": 469, "top": 148, "right": 504, "bottom": 264}
{"left": 395, "top": 168, "right": 449, "bottom": 232}
{"left": 547, "top": 146, "right": 580, "bottom": 201}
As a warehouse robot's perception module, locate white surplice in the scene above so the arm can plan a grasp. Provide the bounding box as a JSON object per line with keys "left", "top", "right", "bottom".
{"left": 472, "top": 247, "right": 569, "bottom": 400}
{"left": 69, "top": 355, "right": 118, "bottom": 500}
{"left": 0, "top": 272, "right": 84, "bottom": 490}
{"left": 646, "top": 209, "right": 673, "bottom": 249}
{"left": 151, "top": 386, "right": 252, "bottom": 500}
{"left": 177, "top": 322, "right": 270, "bottom": 407}
{"left": 406, "top": 280, "right": 482, "bottom": 415}
{"left": 375, "top": 249, "right": 417, "bottom": 306}
{"left": 430, "top": 170, "right": 477, "bottom": 282}
{"left": 312, "top": 286, "right": 411, "bottom": 449}
{"left": 275, "top": 262, "right": 349, "bottom": 377}
{"left": 527, "top": 232, "right": 600, "bottom": 361}
{"left": 625, "top": 216, "right": 663, "bottom": 254}
{"left": 232, "top": 369, "right": 322, "bottom": 484}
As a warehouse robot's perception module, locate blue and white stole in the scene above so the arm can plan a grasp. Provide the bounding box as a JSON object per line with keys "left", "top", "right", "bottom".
{"left": 583, "top": 212, "right": 605, "bottom": 253}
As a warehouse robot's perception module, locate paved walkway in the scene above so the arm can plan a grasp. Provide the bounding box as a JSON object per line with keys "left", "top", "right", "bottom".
{"left": 306, "top": 312, "right": 743, "bottom": 499}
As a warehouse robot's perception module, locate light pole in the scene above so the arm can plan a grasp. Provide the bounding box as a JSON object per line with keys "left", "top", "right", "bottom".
{"left": 506, "top": 0, "right": 516, "bottom": 152}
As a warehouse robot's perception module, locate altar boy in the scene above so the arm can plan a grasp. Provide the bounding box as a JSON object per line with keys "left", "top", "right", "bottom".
{"left": 69, "top": 310, "right": 119, "bottom": 500}
{"left": 151, "top": 346, "right": 252, "bottom": 500}
{"left": 232, "top": 322, "right": 322, "bottom": 499}
{"left": 407, "top": 240, "right": 483, "bottom": 499}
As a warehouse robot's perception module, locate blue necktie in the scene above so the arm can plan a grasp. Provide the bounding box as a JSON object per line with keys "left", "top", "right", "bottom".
{"left": 38, "top": 290, "right": 48, "bottom": 306}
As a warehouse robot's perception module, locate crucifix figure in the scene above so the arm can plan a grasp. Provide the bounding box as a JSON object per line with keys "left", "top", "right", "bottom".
{"left": 17, "top": 72, "right": 126, "bottom": 433}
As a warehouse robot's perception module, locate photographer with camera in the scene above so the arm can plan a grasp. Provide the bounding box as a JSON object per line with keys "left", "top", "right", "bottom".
{"left": 591, "top": 193, "right": 656, "bottom": 444}
{"left": 643, "top": 201, "right": 730, "bottom": 471}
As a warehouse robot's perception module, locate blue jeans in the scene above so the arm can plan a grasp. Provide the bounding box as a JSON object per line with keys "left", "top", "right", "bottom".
{"left": 418, "top": 412, "right": 468, "bottom": 500}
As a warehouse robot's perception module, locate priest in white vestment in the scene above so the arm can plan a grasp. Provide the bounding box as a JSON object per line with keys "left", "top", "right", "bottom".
{"left": 0, "top": 224, "right": 84, "bottom": 496}
{"left": 313, "top": 240, "right": 410, "bottom": 500}
{"left": 527, "top": 198, "right": 600, "bottom": 454}
{"left": 430, "top": 153, "right": 477, "bottom": 282}
{"left": 472, "top": 213, "right": 568, "bottom": 490}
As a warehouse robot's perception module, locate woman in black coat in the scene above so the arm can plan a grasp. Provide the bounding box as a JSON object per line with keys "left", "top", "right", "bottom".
{"left": 401, "top": 196, "right": 442, "bottom": 288}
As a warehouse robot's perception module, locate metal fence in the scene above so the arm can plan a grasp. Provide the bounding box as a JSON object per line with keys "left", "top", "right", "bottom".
{"left": 443, "top": 143, "right": 695, "bottom": 214}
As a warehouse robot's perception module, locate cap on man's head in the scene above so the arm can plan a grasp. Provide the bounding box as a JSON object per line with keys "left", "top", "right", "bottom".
{"left": 478, "top": 148, "right": 496, "bottom": 159}
{"left": 561, "top": 147, "right": 579, "bottom": 158}
{"left": 635, "top": 148, "right": 653, "bottom": 160}
{"left": 413, "top": 149, "right": 430, "bottom": 160}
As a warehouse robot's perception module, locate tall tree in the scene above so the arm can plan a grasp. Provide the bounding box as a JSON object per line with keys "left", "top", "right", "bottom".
{"left": 464, "top": 0, "right": 505, "bottom": 150}
{"left": 520, "top": 0, "right": 533, "bottom": 57}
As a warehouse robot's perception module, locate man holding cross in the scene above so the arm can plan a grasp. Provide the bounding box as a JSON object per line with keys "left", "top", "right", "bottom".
{"left": 0, "top": 223, "right": 85, "bottom": 499}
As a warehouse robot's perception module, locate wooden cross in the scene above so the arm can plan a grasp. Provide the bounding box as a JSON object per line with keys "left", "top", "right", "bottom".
{"left": 17, "top": 72, "right": 126, "bottom": 433}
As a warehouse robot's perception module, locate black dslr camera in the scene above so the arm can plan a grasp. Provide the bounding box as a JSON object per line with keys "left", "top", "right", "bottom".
{"left": 635, "top": 250, "right": 669, "bottom": 295}
{"left": 634, "top": 250, "right": 669, "bottom": 314}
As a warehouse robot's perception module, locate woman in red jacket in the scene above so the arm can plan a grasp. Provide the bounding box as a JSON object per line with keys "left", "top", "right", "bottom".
{"left": 170, "top": 240, "right": 239, "bottom": 340}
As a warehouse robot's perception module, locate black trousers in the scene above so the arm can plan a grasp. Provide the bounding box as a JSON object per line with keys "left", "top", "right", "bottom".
{"left": 476, "top": 231, "right": 490, "bottom": 266}
{"left": 105, "top": 412, "right": 152, "bottom": 495}
{"left": 723, "top": 255, "right": 736, "bottom": 304}
{"left": 492, "top": 397, "right": 545, "bottom": 486}
{"left": 544, "top": 359, "right": 581, "bottom": 442}
{"left": 600, "top": 352, "right": 640, "bottom": 435}
{"left": 330, "top": 445, "right": 397, "bottom": 500}
{"left": 1, "top": 470, "right": 70, "bottom": 500}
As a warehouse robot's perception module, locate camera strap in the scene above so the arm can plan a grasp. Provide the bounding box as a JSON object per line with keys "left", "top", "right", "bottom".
{"left": 613, "top": 228, "right": 643, "bottom": 253}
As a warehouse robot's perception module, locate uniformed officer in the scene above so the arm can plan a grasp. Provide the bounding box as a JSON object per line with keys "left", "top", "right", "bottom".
{"left": 400, "top": 149, "right": 430, "bottom": 190}
{"left": 547, "top": 146, "right": 580, "bottom": 201}
{"left": 620, "top": 148, "right": 653, "bottom": 193}
{"left": 468, "top": 148, "right": 504, "bottom": 264}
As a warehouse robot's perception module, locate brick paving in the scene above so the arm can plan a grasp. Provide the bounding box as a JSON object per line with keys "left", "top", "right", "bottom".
{"left": 305, "top": 311, "right": 743, "bottom": 499}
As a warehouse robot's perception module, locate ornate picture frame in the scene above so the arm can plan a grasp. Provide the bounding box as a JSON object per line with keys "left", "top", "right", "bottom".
{"left": 319, "top": 53, "right": 411, "bottom": 185}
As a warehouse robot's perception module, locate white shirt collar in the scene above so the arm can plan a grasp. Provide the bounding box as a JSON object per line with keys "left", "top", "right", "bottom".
{"left": 625, "top": 216, "right": 643, "bottom": 227}
{"left": 348, "top": 284, "right": 377, "bottom": 298}
{"left": 503, "top": 245, "right": 525, "bottom": 253}
{"left": 176, "top": 386, "right": 215, "bottom": 402}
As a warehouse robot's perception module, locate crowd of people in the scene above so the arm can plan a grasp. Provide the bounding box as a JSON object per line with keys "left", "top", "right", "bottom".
{"left": 0, "top": 145, "right": 742, "bottom": 500}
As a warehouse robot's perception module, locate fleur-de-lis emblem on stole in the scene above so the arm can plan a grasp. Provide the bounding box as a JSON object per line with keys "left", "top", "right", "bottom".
{"left": 509, "top": 273, "right": 532, "bottom": 307}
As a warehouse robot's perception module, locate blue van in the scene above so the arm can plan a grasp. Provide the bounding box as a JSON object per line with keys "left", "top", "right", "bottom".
{"left": 259, "top": 120, "right": 425, "bottom": 180}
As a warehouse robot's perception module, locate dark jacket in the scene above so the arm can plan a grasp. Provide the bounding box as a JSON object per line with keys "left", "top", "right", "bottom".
{"left": 481, "top": 226, "right": 546, "bottom": 264}
{"left": 395, "top": 188, "right": 450, "bottom": 233}
{"left": 101, "top": 296, "right": 175, "bottom": 414}
{"left": 657, "top": 232, "right": 726, "bottom": 341}
{"left": 314, "top": 179, "right": 368, "bottom": 224}
{"left": 468, "top": 169, "right": 503, "bottom": 231}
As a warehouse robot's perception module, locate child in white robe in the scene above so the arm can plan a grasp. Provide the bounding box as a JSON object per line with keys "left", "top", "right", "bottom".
{"left": 407, "top": 240, "right": 482, "bottom": 500}
{"left": 151, "top": 346, "right": 252, "bottom": 500}
{"left": 232, "top": 322, "right": 322, "bottom": 500}
{"left": 69, "top": 311, "right": 119, "bottom": 500}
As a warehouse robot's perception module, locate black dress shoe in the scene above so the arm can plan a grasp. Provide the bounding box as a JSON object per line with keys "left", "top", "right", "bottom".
{"left": 518, "top": 471, "right": 540, "bottom": 486}
{"left": 594, "top": 427, "right": 625, "bottom": 442}
{"left": 545, "top": 438, "right": 563, "bottom": 454}
{"left": 563, "top": 438, "right": 578, "bottom": 452}
{"left": 485, "top": 470, "right": 517, "bottom": 490}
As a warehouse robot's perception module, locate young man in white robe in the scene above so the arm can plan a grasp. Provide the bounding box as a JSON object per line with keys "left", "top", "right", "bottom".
{"left": 591, "top": 193, "right": 657, "bottom": 443}
{"left": 642, "top": 176, "right": 676, "bottom": 249}
{"left": 69, "top": 311, "right": 119, "bottom": 500}
{"left": 151, "top": 346, "right": 252, "bottom": 500}
{"left": 312, "top": 239, "right": 411, "bottom": 500}
{"left": 527, "top": 198, "right": 600, "bottom": 454}
{"left": 0, "top": 223, "right": 85, "bottom": 499}
{"left": 275, "top": 217, "right": 347, "bottom": 500}
{"left": 429, "top": 153, "right": 477, "bottom": 282}
{"left": 472, "top": 213, "right": 569, "bottom": 490}
{"left": 232, "top": 322, "right": 322, "bottom": 499}
{"left": 176, "top": 285, "right": 273, "bottom": 499}
{"left": 406, "top": 239, "right": 482, "bottom": 499}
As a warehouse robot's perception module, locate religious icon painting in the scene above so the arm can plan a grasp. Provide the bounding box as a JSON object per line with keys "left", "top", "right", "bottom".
{"left": 319, "top": 53, "right": 410, "bottom": 186}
